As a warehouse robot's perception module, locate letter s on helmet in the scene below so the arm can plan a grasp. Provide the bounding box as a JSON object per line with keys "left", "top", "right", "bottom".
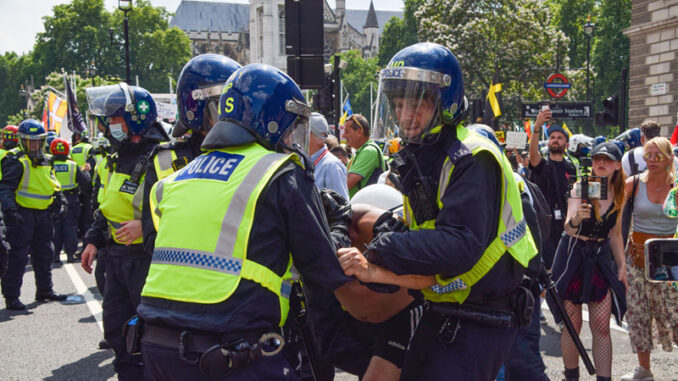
{"left": 373, "top": 42, "right": 467, "bottom": 145}
{"left": 202, "top": 64, "right": 312, "bottom": 153}
{"left": 173, "top": 54, "right": 242, "bottom": 137}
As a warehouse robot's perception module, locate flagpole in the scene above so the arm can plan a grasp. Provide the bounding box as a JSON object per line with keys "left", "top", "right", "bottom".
{"left": 63, "top": 72, "right": 71, "bottom": 136}
{"left": 370, "top": 82, "right": 373, "bottom": 129}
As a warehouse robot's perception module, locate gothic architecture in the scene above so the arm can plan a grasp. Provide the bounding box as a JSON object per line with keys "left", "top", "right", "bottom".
{"left": 170, "top": 0, "right": 402, "bottom": 71}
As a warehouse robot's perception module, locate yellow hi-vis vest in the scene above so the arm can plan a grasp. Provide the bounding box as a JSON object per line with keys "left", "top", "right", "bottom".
{"left": 98, "top": 155, "right": 145, "bottom": 245}
{"left": 152, "top": 143, "right": 191, "bottom": 181}
{"left": 15, "top": 154, "right": 61, "bottom": 210}
{"left": 71, "top": 142, "right": 92, "bottom": 168}
{"left": 53, "top": 159, "right": 78, "bottom": 191}
{"left": 405, "top": 125, "right": 538, "bottom": 304}
{"left": 141, "top": 143, "right": 297, "bottom": 326}
{"left": 0, "top": 148, "right": 9, "bottom": 182}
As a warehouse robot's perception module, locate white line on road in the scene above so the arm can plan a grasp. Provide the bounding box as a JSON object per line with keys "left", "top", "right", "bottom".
{"left": 62, "top": 255, "right": 104, "bottom": 332}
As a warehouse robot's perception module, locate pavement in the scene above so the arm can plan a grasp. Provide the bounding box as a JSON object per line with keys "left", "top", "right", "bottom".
{"left": 1, "top": 255, "right": 676, "bottom": 380}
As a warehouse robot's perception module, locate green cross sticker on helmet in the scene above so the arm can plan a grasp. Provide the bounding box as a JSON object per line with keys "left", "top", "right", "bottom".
{"left": 137, "top": 100, "right": 150, "bottom": 114}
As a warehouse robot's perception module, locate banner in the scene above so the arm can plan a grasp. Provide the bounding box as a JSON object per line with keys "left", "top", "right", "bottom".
{"left": 64, "top": 75, "right": 86, "bottom": 134}
{"left": 44, "top": 92, "right": 68, "bottom": 134}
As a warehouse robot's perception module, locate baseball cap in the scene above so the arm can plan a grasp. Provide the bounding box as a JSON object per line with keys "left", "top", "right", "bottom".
{"left": 310, "top": 112, "right": 329, "bottom": 140}
{"left": 591, "top": 141, "right": 622, "bottom": 162}
{"left": 546, "top": 124, "right": 569, "bottom": 142}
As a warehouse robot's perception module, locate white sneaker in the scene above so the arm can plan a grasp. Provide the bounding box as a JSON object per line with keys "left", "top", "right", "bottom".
{"left": 620, "top": 366, "right": 654, "bottom": 381}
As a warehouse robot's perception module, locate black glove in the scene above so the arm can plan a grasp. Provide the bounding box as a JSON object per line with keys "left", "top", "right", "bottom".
{"left": 54, "top": 203, "right": 68, "bottom": 221}
{"left": 372, "top": 211, "right": 408, "bottom": 236}
{"left": 320, "top": 188, "right": 352, "bottom": 236}
{"left": 5, "top": 210, "right": 23, "bottom": 227}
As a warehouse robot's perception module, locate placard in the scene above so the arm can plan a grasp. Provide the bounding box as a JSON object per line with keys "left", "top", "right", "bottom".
{"left": 505, "top": 131, "right": 527, "bottom": 149}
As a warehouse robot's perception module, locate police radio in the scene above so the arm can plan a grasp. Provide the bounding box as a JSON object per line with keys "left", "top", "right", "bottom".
{"left": 571, "top": 157, "right": 607, "bottom": 203}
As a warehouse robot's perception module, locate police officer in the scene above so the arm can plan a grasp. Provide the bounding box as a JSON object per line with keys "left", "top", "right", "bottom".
{"left": 136, "top": 64, "right": 360, "bottom": 381}
{"left": 72, "top": 129, "right": 96, "bottom": 246}
{"left": 0, "top": 119, "right": 68, "bottom": 310}
{"left": 338, "top": 43, "right": 538, "bottom": 380}
{"left": 50, "top": 138, "right": 91, "bottom": 264}
{"left": 141, "top": 54, "right": 241, "bottom": 254}
{"left": 80, "top": 83, "right": 165, "bottom": 380}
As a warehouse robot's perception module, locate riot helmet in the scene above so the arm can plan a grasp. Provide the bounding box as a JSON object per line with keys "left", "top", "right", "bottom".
{"left": 373, "top": 42, "right": 467, "bottom": 145}
{"left": 2, "top": 125, "right": 19, "bottom": 150}
{"left": 50, "top": 137, "right": 71, "bottom": 158}
{"left": 85, "top": 83, "right": 159, "bottom": 144}
{"left": 203, "top": 64, "right": 311, "bottom": 154}
{"left": 615, "top": 128, "right": 642, "bottom": 152}
{"left": 568, "top": 134, "right": 594, "bottom": 158}
{"left": 17, "top": 119, "right": 47, "bottom": 164}
{"left": 174, "top": 54, "right": 242, "bottom": 137}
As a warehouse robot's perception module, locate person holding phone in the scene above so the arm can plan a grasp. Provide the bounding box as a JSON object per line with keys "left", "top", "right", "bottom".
{"left": 528, "top": 106, "right": 578, "bottom": 270}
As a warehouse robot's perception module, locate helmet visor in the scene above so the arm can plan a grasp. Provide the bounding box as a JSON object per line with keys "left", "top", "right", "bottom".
{"left": 20, "top": 135, "right": 46, "bottom": 163}
{"left": 85, "top": 84, "right": 131, "bottom": 117}
{"left": 373, "top": 67, "right": 447, "bottom": 144}
{"left": 279, "top": 117, "right": 310, "bottom": 155}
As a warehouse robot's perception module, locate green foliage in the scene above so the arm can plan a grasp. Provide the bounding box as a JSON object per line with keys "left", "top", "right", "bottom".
{"left": 547, "top": 0, "right": 597, "bottom": 69}
{"left": 338, "top": 51, "right": 380, "bottom": 120}
{"left": 377, "top": 0, "right": 424, "bottom": 66}
{"left": 1, "top": 0, "right": 191, "bottom": 126}
{"left": 415, "top": 0, "right": 568, "bottom": 122}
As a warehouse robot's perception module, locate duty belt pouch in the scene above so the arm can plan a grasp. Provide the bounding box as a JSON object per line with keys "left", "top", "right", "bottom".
{"left": 123, "top": 315, "right": 144, "bottom": 355}
{"left": 198, "top": 338, "right": 259, "bottom": 379}
{"left": 410, "top": 176, "right": 439, "bottom": 223}
{"left": 512, "top": 286, "right": 535, "bottom": 327}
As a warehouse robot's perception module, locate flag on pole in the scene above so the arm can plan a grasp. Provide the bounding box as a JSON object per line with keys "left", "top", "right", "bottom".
{"left": 524, "top": 120, "right": 532, "bottom": 139}
{"left": 483, "top": 67, "right": 503, "bottom": 123}
{"left": 561, "top": 122, "right": 573, "bottom": 138}
{"left": 64, "top": 75, "right": 86, "bottom": 134}
{"left": 338, "top": 96, "right": 353, "bottom": 127}
{"left": 45, "top": 92, "right": 68, "bottom": 134}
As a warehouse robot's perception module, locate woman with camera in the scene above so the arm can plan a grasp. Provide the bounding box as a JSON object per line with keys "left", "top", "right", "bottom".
{"left": 551, "top": 141, "right": 628, "bottom": 381}
{"left": 621, "top": 136, "right": 678, "bottom": 381}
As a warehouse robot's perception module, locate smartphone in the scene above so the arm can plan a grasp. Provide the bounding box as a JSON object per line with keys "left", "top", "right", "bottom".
{"left": 644, "top": 238, "right": 678, "bottom": 282}
{"left": 541, "top": 103, "right": 550, "bottom": 112}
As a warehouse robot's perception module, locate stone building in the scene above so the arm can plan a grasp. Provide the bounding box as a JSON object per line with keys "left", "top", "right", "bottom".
{"left": 170, "top": 0, "right": 401, "bottom": 71}
{"left": 624, "top": 0, "right": 678, "bottom": 134}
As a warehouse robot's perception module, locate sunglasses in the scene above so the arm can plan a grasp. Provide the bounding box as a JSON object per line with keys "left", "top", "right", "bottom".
{"left": 643, "top": 152, "right": 667, "bottom": 162}
{"left": 347, "top": 115, "right": 365, "bottom": 131}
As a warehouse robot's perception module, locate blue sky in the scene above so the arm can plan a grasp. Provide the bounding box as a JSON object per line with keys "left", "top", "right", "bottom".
{"left": 1, "top": 0, "right": 404, "bottom": 55}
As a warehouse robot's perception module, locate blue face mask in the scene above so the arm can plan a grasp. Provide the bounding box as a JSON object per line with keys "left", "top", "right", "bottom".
{"left": 109, "top": 123, "right": 127, "bottom": 142}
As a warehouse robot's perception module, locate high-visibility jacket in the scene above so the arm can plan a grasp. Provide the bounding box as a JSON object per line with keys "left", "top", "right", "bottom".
{"left": 141, "top": 143, "right": 298, "bottom": 326}
{"left": 404, "top": 125, "right": 538, "bottom": 304}
{"left": 98, "top": 155, "right": 145, "bottom": 245}
{"left": 14, "top": 153, "right": 60, "bottom": 210}
{"left": 53, "top": 158, "right": 78, "bottom": 191}
{"left": 71, "top": 142, "right": 93, "bottom": 168}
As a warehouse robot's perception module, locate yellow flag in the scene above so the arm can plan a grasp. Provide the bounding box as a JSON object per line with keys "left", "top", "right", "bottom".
{"left": 562, "top": 122, "right": 573, "bottom": 138}
{"left": 47, "top": 92, "right": 68, "bottom": 134}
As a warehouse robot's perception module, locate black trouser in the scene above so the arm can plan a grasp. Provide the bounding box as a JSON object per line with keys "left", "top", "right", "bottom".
{"left": 504, "top": 297, "right": 548, "bottom": 380}
{"left": 143, "top": 342, "right": 299, "bottom": 381}
{"left": 102, "top": 245, "right": 150, "bottom": 381}
{"left": 399, "top": 308, "right": 517, "bottom": 381}
{"left": 78, "top": 191, "right": 92, "bottom": 240}
{"left": 94, "top": 246, "right": 108, "bottom": 295}
{"left": 1, "top": 207, "right": 55, "bottom": 299}
{"left": 53, "top": 191, "right": 81, "bottom": 260}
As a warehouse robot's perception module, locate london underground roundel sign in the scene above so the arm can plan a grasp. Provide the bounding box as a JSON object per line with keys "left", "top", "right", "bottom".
{"left": 544, "top": 73, "right": 571, "bottom": 98}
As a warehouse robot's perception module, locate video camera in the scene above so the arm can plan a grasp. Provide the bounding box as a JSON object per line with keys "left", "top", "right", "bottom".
{"left": 571, "top": 157, "right": 608, "bottom": 202}
{"left": 645, "top": 238, "right": 678, "bottom": 282}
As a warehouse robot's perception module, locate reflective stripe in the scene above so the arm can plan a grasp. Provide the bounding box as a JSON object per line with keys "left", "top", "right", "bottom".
{"left": 157, "top": 149, "right": 173, "bottom": 171}
{"left": 153, "top": 247, "right": 243, "bottom": 275}
{"left": 16, "top": 191, "right": 52, "bottom": 200}
{"left": 132, "top": 181, "right": 144, "bottom": 220}
{"left": 214, "top": 153, "right": 287, "bottom": 254}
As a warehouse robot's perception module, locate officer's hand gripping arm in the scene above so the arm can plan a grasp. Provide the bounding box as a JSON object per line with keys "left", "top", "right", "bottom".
{"left": 320, "top": 188, "right": 352, "bottom": 248}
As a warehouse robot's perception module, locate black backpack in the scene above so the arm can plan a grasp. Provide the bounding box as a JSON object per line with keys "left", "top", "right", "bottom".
{"left": 522, "top": 177, "right": 552, "bottom": 243}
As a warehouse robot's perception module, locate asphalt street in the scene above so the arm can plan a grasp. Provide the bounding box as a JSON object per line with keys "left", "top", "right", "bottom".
{"left": 0, "top": 254, "right": 675, "bottom": 380}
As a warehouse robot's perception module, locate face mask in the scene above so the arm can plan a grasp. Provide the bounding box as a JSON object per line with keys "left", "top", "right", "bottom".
{"left": 109, "top": 123, "right": 127, "bottom": 142}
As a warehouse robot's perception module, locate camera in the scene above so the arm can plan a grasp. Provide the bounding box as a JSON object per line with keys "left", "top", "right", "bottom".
{"left": 644, "top": 238, "right": 678, "bottom": 282}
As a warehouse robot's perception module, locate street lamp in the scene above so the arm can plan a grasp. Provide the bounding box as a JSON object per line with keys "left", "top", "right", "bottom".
{"left": 584, "top": 15, "right": 595, "bottom": 132}
{"left": 18, "top": 84, "right": 28, "bottom": 119}
{"left": 118, "top": 0, "right": 132, "bottom": 84}
{"left": 89, "top": 60, "right": 97, "bottom": 87}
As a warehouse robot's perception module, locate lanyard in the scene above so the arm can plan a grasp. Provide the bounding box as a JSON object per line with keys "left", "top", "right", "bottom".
{"left": 313, "top": 147, "right": 329, "bottom": 166}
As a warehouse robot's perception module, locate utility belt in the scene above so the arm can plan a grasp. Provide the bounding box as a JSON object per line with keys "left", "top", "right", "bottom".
{"left": 427, "top": 286, "right": 534, "bottom": 344}
{"left": 137, "top": 319, "right": 285, "bottom": 378}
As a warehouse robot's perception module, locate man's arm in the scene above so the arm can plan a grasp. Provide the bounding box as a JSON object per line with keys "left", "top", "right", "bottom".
{"left": 528, "top": 108, "right": 550, "bottom": 168}
{"left": 369, "top": 151, "right": 501, "bottom": 277}
{"left": 0, "top": 156, "right": 23, "bottom": 213}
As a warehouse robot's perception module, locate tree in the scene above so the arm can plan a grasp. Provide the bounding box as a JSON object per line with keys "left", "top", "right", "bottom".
{"left": 547, "top": 0, "right": 597, "bottom": 69}
{"left": 377, "top": 0, "right": 424, "bottom": 66}
{"left": 415, "top": 0, "right": 568, "bottom": 123}
{"left": 339, "top": 50, "right": 380, "bottom": 120}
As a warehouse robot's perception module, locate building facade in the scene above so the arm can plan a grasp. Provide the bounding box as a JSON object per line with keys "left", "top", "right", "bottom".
{"left": 170, "top": 0, "right": 401, "bottom": 71}
{"left": 624, "top": 0, "right": 678, "bottom": 135}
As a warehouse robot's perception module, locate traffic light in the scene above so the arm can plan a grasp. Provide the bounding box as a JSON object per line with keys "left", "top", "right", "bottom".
{"left": 313, "top": 74, "right": 335, "bottom": 120}
{"left": 595, "top": 95, "right": 619, "bottom": 126}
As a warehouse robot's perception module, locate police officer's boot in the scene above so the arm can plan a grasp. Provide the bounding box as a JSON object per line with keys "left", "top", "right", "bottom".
{"left": 5, "top": 297, "right": 26, "bottom": 310}
{"left": 66, "top": 253, "right": 77, "bottom": 263}
{"left": 36, "top": 290, "right": 68, "bottom": 302}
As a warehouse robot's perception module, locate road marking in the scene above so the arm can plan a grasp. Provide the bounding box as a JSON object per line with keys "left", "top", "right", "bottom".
{"left": 61, "top": 255, "right": 104, "bottom": 332}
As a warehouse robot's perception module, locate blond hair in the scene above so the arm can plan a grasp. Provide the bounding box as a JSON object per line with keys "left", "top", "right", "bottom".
{"left": 640, "top": 136, "right": 674, "bottom": 185}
